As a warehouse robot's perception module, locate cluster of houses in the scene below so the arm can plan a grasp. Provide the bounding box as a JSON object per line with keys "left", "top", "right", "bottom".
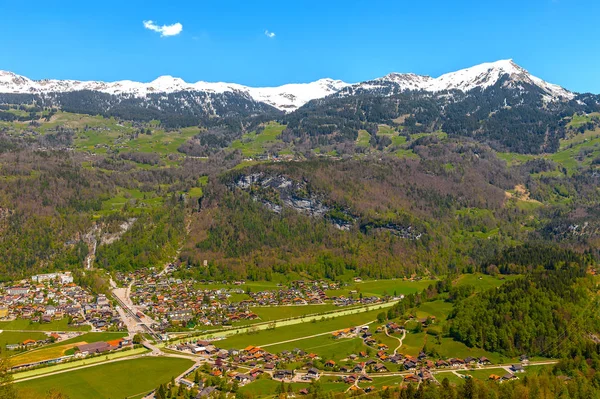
{"left": 0, "top": 272, "right": 124, "bottom": 331}
{"left": 128, "top": 275, "right": 259, "bottom": 329}
{"left": 166, "top": 325, "right": 537, "bottom": 399}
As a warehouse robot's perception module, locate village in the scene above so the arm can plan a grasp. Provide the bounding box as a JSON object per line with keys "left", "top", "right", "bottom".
{"left": 0, "top": 272, "right": 125, "bottom": 333}
{"left": 116, "top": 267, "right": 388, "bottom": 333}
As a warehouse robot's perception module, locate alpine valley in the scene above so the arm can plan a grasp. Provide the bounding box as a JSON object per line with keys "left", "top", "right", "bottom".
{"left": 1, "top": 59, "right": 600, "bottom": 399}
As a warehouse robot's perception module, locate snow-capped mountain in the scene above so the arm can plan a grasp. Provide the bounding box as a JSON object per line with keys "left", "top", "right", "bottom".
{"left": 0, "top": 70, "right": 348, "bottom": 112}
{"left": 0, "top": 60, "right": 576, "bottom": 117}
{"left": 345, "top": 59, "right": 574, "bottom": 102}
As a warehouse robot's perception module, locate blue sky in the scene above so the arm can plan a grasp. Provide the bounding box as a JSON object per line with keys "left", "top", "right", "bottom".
{"left": 0, "top": 0, "right": 599, "bottom": 92}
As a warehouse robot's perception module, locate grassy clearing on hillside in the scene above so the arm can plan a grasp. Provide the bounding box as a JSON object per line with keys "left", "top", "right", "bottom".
{"left": 327, "top": 279, "right": 435, "bottom": 298}
{"left": 230, "top": 122, "right": 286, "bottom": 157}
{"left": 413, "top": 300, "right": 454, "bottom": 321}
{"left": 17, "top": 357, "right": 193, "bottom": 399}
{"left": 97, "top": 187, "right": 164, "bottom": 217}
{"left": 454, "top": 273, "right": 520, "bottom": 292}
{"left": 356, "top": 130, "right": 371, "bottom": 147}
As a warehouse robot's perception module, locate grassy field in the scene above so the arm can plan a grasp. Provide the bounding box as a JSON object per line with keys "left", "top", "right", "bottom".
{"left": 457, "top": 364, "right": 554, "bottom": 381}
{"left": 0, "top": 319, "right": 90, "bottom": 332}
{"left": 239, "top": 379, "right": 311, "bottom": 396}
{"left": 454, "top": 273, "right": 520, "bottom": 292}
{"left": 413, "top": 300, "right": 454, "bottom": 320}
{"left": 17, "top": 357, "right": 193, "bottom": 399}
{"left": 215, "top": 308, "right": 383, "bottom": 349}
{"left": 327, "top": 279, "right": 435, "bottom": 298}
{"left": 267, "top": 336, "right": 366, "bottom": 361}
{"left": 251, "top": 304, "right": 343, "bottom": 321}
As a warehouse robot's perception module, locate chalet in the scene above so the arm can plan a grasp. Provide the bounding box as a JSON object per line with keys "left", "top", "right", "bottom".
{"left": 374, "top": 363, "right": 388, "bottom": 373}
{"left": 389, "top": 354, "right": 403, "bottom": 364}
{"left": 324, "top": 360, "right": 336, "bottom": 368}
{"left": 306, "top": 368, "right": 320, "bottom": 379}
{"left": 404, "top": 374, "right": 420, "bottom": 384}
{"left": 449, "top": 358, "right": 465, "bottom": 367}
{"left": 404, "top": 360, "right": 417, "bottom": 371}
{"left": 489, "top": 374, "right": 502, "bottom": 381}
{"left": 478, "top": 357, "right": 491, "bottom": 365}
{"left": 264, "top": 363, "right": 275, "bottom": 370}
{"left": 353, "top": 363, "right": 365, "bottom": 373}
{"left": 511, "top": 364, "right": 525, "bottom": 373}
{"left": 273, "top": 370, "right": 294, "bottom": 380}
{"left": 234, "top": 374, "right": 254, "bottom": 384}
{"left": 501, "top": 373, "right": 518, "bottom": 382}
{"left": 464, "top": 356, "right": 476, "bottom": 364}
{"left": 436, "top": 360, "right": 449, "bottom": 368}
{"left": 339, "top": 366, "right": 351, "bottom": 373}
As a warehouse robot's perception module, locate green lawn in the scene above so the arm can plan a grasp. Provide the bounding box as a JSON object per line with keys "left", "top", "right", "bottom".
{"left": 267, "top": 336, "right": 366, "bottom": 362}
{"left": 17, "top": 357, "right": 193, "bottom": 399}
{"left": 251, "top": 304, "right": 342, "bottom": 321}
{"left": 0, "top": 319, "right": 90, "bottom": 332}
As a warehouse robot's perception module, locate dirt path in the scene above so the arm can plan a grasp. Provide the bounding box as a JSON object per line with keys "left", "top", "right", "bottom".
{"left": 385, "top": 326, "right": 406, "bottom": 355}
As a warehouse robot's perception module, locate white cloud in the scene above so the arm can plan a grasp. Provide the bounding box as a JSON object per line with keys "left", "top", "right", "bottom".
{"left": 143, "top": 20, "right": 183, "bottom": 37}
{"left": 264, "top": 30, "right": 276, "bottom": 39}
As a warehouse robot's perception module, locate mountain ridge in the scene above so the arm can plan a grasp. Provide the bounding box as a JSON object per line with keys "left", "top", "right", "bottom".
{"left": 0, "top": 60, "right": 577, "bottom": 112}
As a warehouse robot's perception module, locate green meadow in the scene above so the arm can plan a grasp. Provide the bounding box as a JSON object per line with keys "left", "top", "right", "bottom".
{"left": 17, "top": 357, "right": 193, "bottom": 399}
